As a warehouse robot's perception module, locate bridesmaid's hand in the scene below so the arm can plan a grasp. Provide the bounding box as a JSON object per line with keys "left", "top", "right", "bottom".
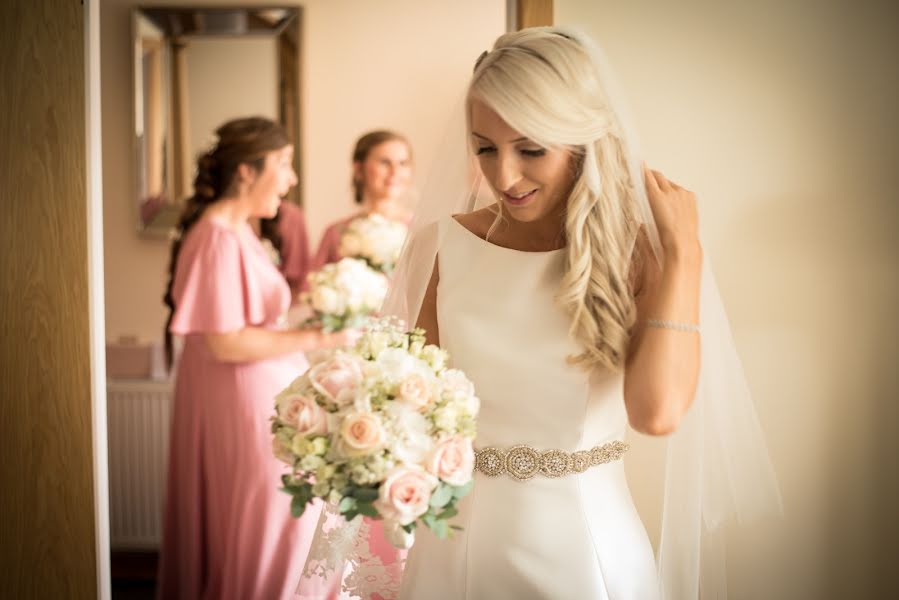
{"left": 321, "top": 328, "right": 363, "bottom": 349}
{"left": 643, "top": 164, "right": 701, "bottom": 258}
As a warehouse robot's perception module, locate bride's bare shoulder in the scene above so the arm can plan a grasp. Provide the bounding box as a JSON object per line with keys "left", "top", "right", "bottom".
{"left": 452, "top": 207, "right": 497, "bottom": 240}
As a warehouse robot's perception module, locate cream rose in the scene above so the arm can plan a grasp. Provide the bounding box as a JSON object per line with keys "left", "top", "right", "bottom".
{"left": 383, "top": 519, "right": 416, "bottom": 549}
{"left": 398, "top": 373, "right": 433, "bottom": 410}
{"left": 309, "top": 354, "right": 363, "bottom": 405}
{"left": 278, "top": 393, "right": 328, "bottom": 436}
{"left": 272, "top": 436, "right": 294, "bottom": 466}
{"left": 339, "top": 412, "right": 386, "bottom": 456}
{"left": 373, "top": 467, "right": 438, "bottom": 526}
{"left": 427, "top": 436, "right": 475, "bottom": 486}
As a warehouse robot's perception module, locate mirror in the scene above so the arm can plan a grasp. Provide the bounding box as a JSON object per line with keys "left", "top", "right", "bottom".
{"left": 132, "top": 6, "right": 301, "bottom": 236}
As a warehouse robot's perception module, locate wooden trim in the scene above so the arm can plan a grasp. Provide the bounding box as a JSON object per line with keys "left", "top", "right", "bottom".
{"left": 516, "top": 0, "right": 553, "bottom": 29}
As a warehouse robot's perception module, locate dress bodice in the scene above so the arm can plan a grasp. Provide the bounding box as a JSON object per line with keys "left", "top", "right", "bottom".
{"left": 436, "top": 217, "right": 628, "bottom": 452}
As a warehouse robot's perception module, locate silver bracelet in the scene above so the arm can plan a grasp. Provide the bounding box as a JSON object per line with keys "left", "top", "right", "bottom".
{"left": 646, "top": 318, "right": 700, "bottom": 333}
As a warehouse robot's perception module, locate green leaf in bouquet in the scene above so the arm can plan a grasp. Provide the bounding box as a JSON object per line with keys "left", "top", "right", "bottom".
{"left": 355, "top": 501, "right": 379, "bottom": 518}
{"left": 351, "top": 486, "right": 380, "bottom": 502}
{"left": 339, "top": 496, "right": 357, "bottom": 514}
{"left": 321, "top": 314, "right": 344, "bottom": 333}
{"left": 429, "top": 483, "right": 454, "bottom": 509}
{"left": 425, "top": 517, "right": 450, "bottom": 540}
{"left": 449, "top": 525, "right": 464, "bottom": 531}
{"left": 437, "top": 506, "right": 458, "bottom": 520}
{"left": 452, "top": 480, "right": 474, "bottom": 499}
{"left": 402, "top": 522, "right": 417, "bottom": 534}
{"left": 290, "top": 494, "right": 309, "bottom": 518}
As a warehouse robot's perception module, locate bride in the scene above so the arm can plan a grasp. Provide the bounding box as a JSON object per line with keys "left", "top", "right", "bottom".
{"left": 300, "top": 26, "right": 780, "bottom": 600}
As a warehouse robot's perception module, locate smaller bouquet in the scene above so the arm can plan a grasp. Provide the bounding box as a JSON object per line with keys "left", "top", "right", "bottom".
{"left": 338, "top": 214, "right": 408, "bottom": 275}
{"left": 301, "top": 258, "right": 388, "bottom": 332}
{"left": 272, "top": 317, "right": 479, "bottom": 548}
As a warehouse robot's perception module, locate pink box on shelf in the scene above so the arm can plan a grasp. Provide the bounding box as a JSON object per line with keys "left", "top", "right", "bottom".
{"left": 106, "top": 339, "right": 153, "bottom": 379}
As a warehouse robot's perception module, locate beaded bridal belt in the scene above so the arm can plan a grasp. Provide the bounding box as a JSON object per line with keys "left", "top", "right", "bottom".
{"left": 474, "top": 440, "right": 629, "bottom": 481}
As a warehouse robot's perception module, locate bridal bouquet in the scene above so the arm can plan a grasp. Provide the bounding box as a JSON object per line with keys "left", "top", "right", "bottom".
{"left": 272, "top": 318, "right": 479, "bottom": 548}
{"left": 301, "top": 258, "right": 388, "bottom": 332}
{"left": 338, "top": 214, "right": 408, "bottom": 275}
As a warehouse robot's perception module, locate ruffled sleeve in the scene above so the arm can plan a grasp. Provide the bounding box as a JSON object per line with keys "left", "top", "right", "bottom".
{"left": 170, "top": 224, "right": 265, "bottom": 334}
{"left": 278, "top": 201, "right": 311, "bottom": 288}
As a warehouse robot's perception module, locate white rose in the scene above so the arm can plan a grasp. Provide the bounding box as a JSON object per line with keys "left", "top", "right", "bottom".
{"left": 339, "top": 231, "right": 363, "bottom": 258}
{"left": 311, "top": 285, "right": 344, "bottom": 315}
{"left": 385, "top": 402, "right": 434, "bottom": 465}
{"left": 441, "top": 369, "right": 475, "bottom": 397}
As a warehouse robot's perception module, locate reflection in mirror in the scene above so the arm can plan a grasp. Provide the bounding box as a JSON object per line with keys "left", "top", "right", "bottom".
{"left": 132, "top": 6, "right": 301, "bottom": 236}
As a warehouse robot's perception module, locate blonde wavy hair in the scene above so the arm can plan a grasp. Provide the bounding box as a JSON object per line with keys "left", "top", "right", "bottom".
{"left": 468, "top": 27, "right": 643, "bottom": 373}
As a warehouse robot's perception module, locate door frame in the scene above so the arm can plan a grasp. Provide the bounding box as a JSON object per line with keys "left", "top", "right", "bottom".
{"left": 86, "top": 1, "right": 112, "bottom": 598}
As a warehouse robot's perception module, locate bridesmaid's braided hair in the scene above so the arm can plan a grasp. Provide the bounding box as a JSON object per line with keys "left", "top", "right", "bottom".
{"left": 163, "top": 117, "right": 290, "bottom": 370}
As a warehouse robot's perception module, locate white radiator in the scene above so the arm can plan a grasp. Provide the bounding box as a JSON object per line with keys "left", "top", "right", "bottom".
{"left": 107, "top": 379, "right": 173, "bottom": 549}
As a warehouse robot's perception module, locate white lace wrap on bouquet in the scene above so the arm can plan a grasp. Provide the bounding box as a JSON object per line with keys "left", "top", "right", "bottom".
{"left": 298, "top": 504, "right": 404, "bottom": 599}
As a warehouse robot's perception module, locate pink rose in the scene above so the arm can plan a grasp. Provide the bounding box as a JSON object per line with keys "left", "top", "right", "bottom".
{"left": 374, "top": 467, "right": 438, "bottom": 526}
{"left": 339, "top": 412, "right": 385, "bottom": 456}
{"left": 398, "top": 374, "right": 433, "bottom": 410}
{"left": 309, "top": 354, "right": 363, "bottom": 405}
{"left": 279, "top": 393, "right": 328, "bottom": 436}
{"left": 426, "top": 436, "right": 475, "bottom": 486}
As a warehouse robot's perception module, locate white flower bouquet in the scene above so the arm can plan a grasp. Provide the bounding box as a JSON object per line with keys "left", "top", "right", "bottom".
{"left": 338, "top": 214, "right": 408, "bottom": 275}
{"left": 301, "top": 257, "right": 388, "bottom": 332}
{"left": 272, "top": 318, "right": 479, "bottom": 548}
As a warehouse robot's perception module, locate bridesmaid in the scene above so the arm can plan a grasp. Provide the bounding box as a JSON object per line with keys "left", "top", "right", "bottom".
{"left": 312, "top": 130, "right": 414, "bottom": 269}
{"left": 157, "top": 117, "right": 352, "bottom": 599}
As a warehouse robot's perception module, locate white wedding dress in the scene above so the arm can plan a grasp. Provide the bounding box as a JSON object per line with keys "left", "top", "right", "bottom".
{"left": 398, "top": 217, "right": 659, "bottom": 600}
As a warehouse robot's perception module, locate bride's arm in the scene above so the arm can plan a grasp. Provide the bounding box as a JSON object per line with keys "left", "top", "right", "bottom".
{"left": 415, "top": 256, "right": 441, "bottom": 347}
{"left": 623, "top": 167, "right": 702, "bottom": 436}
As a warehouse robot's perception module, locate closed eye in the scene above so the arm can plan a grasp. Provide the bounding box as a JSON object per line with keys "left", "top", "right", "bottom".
{"left": 520, "top": 149, "right": 546, "bottom": 157}
{"left": 475, "top": 146, "right": 496, "bottom": 156}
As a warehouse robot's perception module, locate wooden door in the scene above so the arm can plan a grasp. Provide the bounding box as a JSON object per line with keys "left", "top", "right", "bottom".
{"left": 0, "top": 0, "right": 98, "bottom": 597}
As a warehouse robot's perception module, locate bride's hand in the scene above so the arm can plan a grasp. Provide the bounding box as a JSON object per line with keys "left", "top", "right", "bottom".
{"left": 642, "top": 164, "right": 701, "bottom": 258}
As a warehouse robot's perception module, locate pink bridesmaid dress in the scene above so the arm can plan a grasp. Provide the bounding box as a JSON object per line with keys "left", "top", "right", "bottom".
{"left": 311, "top": 215, "right": 355, "bottom": 271}
{"left": 277, "top": 201, "right": 311, "bottom": 294}
{"left": 157, "top": 217, "right": 324, "bottom": 600}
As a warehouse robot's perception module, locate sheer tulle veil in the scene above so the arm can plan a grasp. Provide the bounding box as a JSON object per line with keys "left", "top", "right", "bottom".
{"left": 297, "top": 26, "right": 781, "bottom": 600}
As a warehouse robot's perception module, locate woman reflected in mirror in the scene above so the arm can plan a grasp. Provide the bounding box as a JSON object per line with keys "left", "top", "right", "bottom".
{"left": 312, "top": 129, "right": 415, "bottom": 269}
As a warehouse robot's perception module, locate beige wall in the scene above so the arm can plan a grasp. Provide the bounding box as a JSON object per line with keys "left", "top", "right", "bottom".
{"left": 556, "top": 1, "right": 899, "bottom": 598}
{"left": 101, "top": 0, "right": 506, "bottom": 343}
{"left": 186, "top": 36, "right": 278, "bottom": 160}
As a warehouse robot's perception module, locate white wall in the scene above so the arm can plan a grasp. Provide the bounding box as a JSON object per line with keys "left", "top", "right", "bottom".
{"left": 101, "top": 0, "right": 506, "bottom": 343}
{"left": 556, "top": 1, "right": 899, "bottom": 598}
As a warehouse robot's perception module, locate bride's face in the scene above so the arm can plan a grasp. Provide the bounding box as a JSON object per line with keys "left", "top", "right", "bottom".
{"left": 470, "top": 100, "right": 575, "bottom": 223}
